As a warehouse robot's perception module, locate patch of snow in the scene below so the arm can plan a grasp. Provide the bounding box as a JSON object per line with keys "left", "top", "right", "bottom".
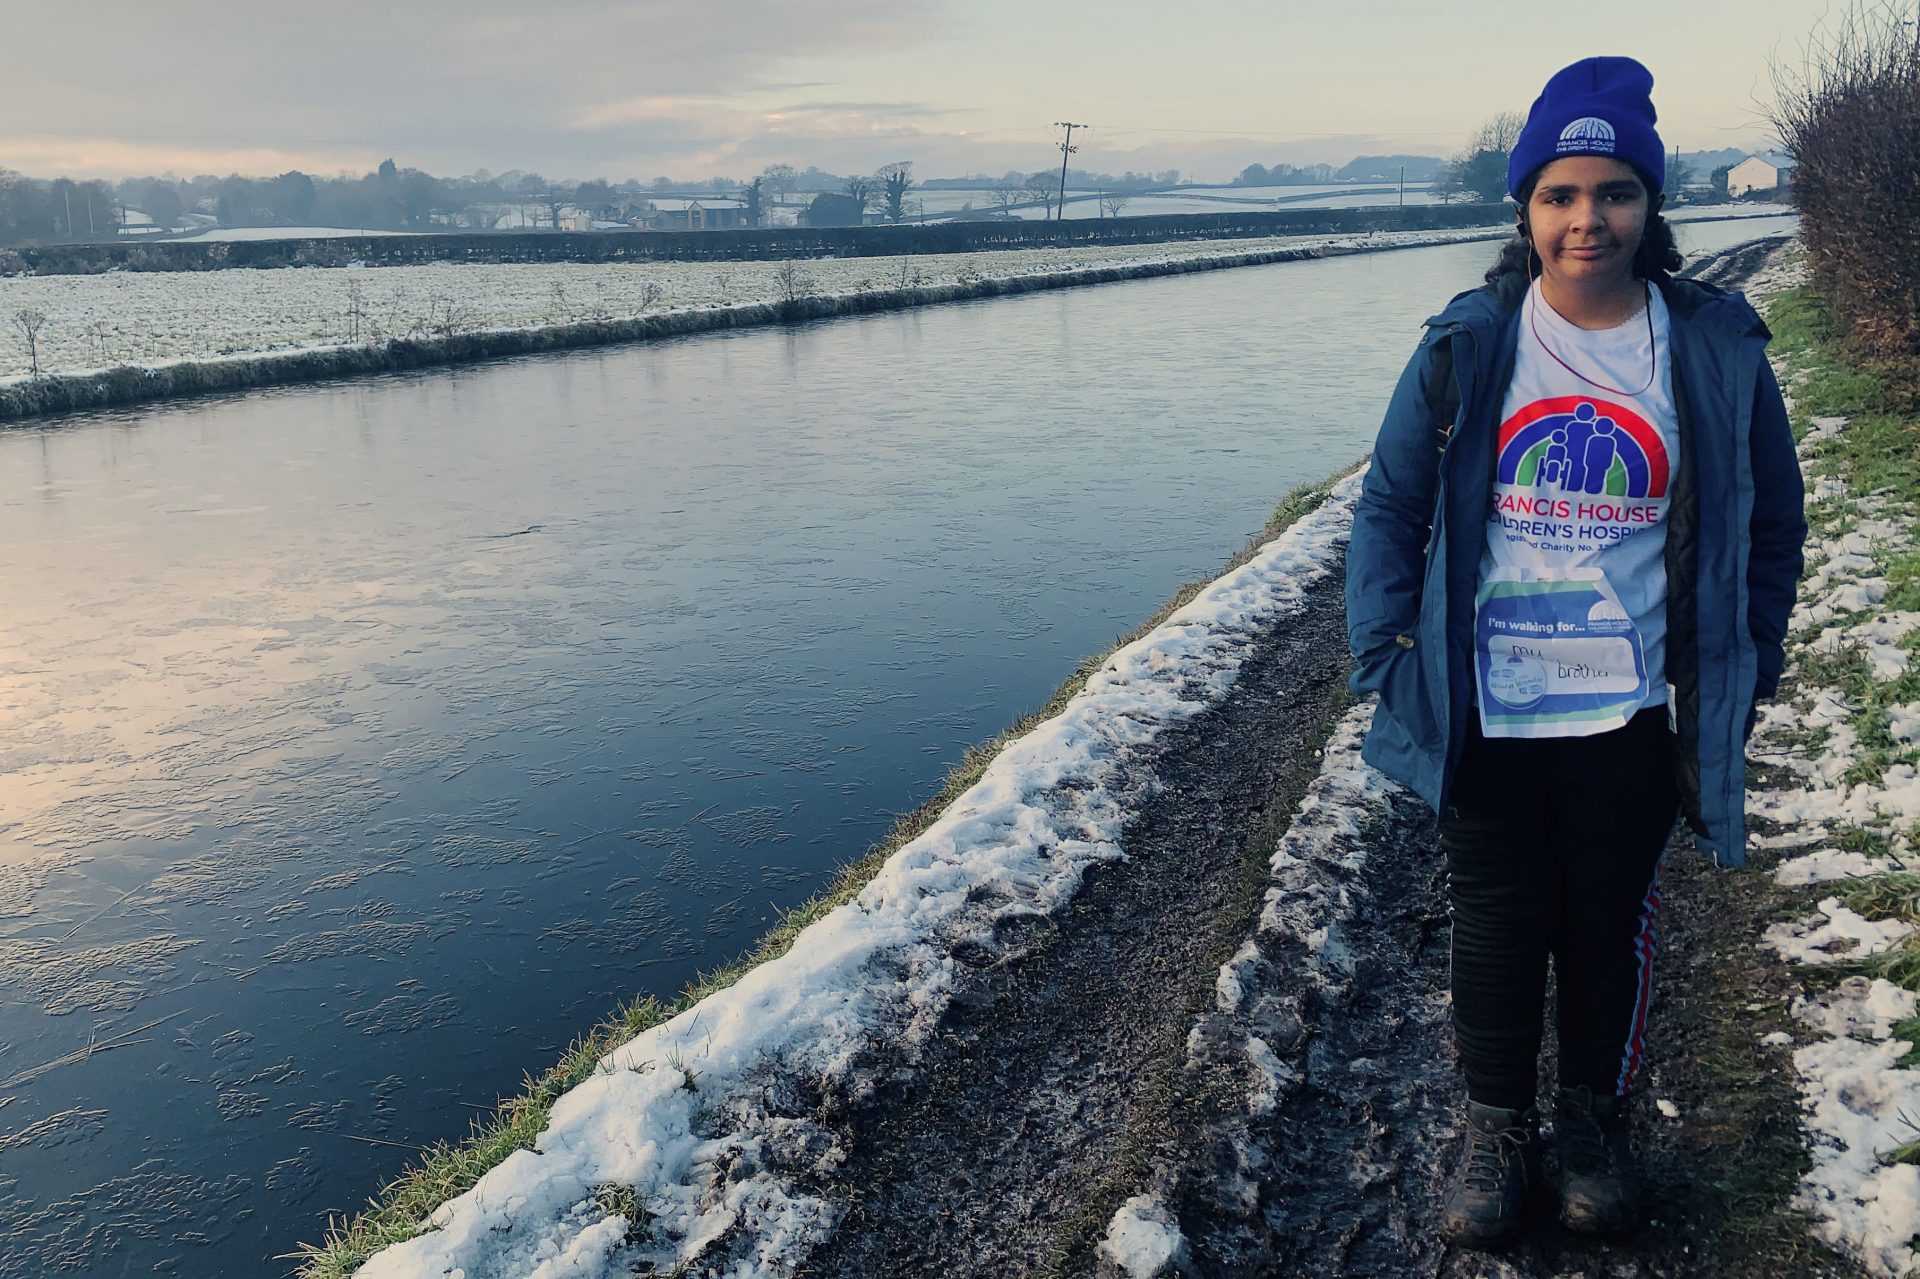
{"left": 1820, "top": 612, "right": 1920, "bottom": 681}
{"left": 1792, "top": 976, "right": 1919, "bottom": 1042}
{"left": 1775, "top": 844, "right": 1905, "bottom": 887}
{"left": 1761, "top": 898, "right": 1916, "bottom": 965}
{"left": 1214, "top": 937, "right": 1260, "bottom": 1012}
{"left": 1243, "top": 1033, "right": 1292, "bottom": 1117}
{"left": 1668, "top": 202, "right": 1799, "bottom": 221}
{"left": 1805, "top": 414, "right": 1851, "bottom": 444}
{"left": 1096, "top": 1194, "right": 1190, "bottom": 1278}
{"left": 1655, "top": 1098, "right": 1681, "bottom": 1118}
{"left": 1792, "top": 1004, "right": 1920, "bottom": 1278}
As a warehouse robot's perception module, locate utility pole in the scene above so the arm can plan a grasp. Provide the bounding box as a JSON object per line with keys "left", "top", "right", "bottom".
{"left": 1053, "top": 122, "right": 1086, "bottom": 221}
{"left": 1398, "top": 165, "right": 1405, "bottom": 208}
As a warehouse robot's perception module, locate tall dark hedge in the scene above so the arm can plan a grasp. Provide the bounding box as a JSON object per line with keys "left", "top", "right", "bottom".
{"left": 1772, "top": 6, "right": 1920, "bottom": 387}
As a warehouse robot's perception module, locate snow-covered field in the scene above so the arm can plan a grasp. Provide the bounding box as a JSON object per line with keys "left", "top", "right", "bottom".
{"left": 1002, "top": 192, "right": 1446, "bottom": 220}
{"left": 1669, "top": 201, "right": 1797, "bottom": 222}
{"left": 340, "top": 472, "right": 1368, "bottom": 1279}
{"left": 165, "top": 225, "right": 421, "bottom": 242}
{"left": 0, "top": 227, "right": 1504, "bottom": 383}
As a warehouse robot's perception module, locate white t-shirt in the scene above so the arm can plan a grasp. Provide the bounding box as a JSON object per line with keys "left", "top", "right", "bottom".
{"left": 1473, "top": 276, "right": 1677, "bottom": 738}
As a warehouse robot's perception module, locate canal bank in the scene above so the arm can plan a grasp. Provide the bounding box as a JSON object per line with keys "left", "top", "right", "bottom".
{"left": 0, "top": 229, "right": 1501, "bottom": 423}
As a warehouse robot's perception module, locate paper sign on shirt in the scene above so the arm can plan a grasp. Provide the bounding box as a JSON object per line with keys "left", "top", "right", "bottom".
{"left": 1474, "top": 566, "right": 1650, "bottom": 737}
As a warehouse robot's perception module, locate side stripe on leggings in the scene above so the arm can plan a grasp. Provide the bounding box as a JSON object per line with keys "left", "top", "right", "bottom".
{"left": 1614, "top": 861, "right": 1664, "bottom": 1095}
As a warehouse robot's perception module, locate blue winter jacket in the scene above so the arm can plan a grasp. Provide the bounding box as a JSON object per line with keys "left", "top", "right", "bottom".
{"left": 1344, "top": 271, "right": 1806, "bottom": 868}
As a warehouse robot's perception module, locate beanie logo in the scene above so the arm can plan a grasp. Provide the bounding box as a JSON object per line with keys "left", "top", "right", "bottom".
{"left": 1557, "top": 117, "right": 1617, "bottom": 154}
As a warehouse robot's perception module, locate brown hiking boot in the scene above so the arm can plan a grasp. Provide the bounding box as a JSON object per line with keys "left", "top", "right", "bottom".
{"left": 1439, "top": 1099, "right": 1544, "bottom": 1248}
{"left": 1554, "top": 1084, "right": 1641, "bottom": 1235}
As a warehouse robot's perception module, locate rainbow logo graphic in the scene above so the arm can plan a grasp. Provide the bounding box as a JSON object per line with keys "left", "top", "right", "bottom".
{"left": 1496, "top": 396, "right": 1668, "bottom": 498}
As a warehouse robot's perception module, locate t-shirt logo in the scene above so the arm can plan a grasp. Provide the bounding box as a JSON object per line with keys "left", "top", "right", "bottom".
{"left": 1556, "top": 117, "right": 1617, "bottom": 154}
{"left": 1497, "top": 396, "right": 1669, "bottom": 498}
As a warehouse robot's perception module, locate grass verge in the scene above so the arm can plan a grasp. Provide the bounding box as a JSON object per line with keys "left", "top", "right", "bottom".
{"left": 1771, "top": 282, "right": 1920, "bottom": 789}
{"left": 289, "top": 461, "right": 1367, "bottom": 1279}
{"left": 1673, "top": 838, "right": 1851, "bottom": 1271}
{"left": 1662, "top": 267, "right": 1920, "bottom": 1277}
{"left": 1740, "top": 271, "right": 1920, "bottom": 1268}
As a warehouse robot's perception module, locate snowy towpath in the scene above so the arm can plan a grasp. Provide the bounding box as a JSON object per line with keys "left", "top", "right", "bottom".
{"left": 789, "top": 551, "right": 1360, "bottom": 1279}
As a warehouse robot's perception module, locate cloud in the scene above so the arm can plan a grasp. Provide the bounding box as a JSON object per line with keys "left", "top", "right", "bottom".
{"left": 0, "top": 0, "right": 942, "bottom": 177}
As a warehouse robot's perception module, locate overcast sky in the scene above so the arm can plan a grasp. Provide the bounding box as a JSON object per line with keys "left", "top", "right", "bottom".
{"left": 3, "top": 0, "right": 1818, "bottom": 183}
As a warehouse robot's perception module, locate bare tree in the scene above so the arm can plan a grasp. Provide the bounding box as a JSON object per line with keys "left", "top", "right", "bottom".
{"left": 85, "top": 317, "right": 115, "bottom": 366}
{"left": 761, "top": 163, "right": 798, "bottom": 205}
{"left": 1444, "top": 109, "right": 1527, "bottom": 204}
{"left": 844, "top": 174, "right": 877, "bottom": 214}
{"left": 13, "top": 307, "right": 48, "bottom": 378}
{"left": 775, "top": 259, "right": 810, "bottom": 303}
{"left": 421, "top": 294, "right": 475, "bottom": 339}
{"left": 1465, "top": 110, "right": 1527, "bottom": 157}
{"left": 875, "top": 161, "right": 914, "bottom": 223}
{"left": 988, "top": 185, "right": 1023, "bottom": 218}
{"left": 1099, "top": 191, "right": 1131, "bottom": 217}
{"left": 1022, "top": 171, "right": 1057, "bottom": 217}
{"left": 345, "top": 278, "right": 368, "bottom": 342}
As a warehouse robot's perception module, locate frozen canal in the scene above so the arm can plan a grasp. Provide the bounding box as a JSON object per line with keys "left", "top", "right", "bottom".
{"left": 0, "top": 216, "right": 1795, "bottom": 1278}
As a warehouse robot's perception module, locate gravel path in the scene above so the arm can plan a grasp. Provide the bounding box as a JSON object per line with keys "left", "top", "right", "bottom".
{"left": 790, "top": 575, "right": 1354, "bottom": 1279}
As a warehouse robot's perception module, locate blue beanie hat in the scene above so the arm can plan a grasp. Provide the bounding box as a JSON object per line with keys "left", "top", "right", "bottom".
{"left": 1507, "top": 56, "right": 1665, "bottom": 199}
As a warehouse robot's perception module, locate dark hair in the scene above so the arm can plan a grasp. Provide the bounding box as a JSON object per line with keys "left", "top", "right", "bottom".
{"left": 1484, "top": 164, "right": 1683, "bottom": 286}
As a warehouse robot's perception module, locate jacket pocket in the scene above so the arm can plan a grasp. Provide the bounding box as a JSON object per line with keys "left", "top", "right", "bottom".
{"left": 1352, "top": 634, "right": 1442, "bottom": 748}
{"left": 1350, "top": 634, "right": 1414, "bottom": 696}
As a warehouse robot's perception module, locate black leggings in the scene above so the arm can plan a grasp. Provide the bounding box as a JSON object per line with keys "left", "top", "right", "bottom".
{"left": 1440, "top": 706, "right": 1680, "bottom": 1112}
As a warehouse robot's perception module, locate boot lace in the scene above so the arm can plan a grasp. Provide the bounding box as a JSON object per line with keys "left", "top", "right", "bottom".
{"left": 1462, "top": 1121, "right": 1530, "bottom": 1193}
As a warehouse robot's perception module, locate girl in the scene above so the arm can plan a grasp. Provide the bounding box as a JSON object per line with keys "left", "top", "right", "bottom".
{"left": 1344, "top": 56, "right": 1805, "bottom": 1247}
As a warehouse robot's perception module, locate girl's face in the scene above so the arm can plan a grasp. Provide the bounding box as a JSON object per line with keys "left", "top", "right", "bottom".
{"left": 1523, "top": 155, "right": 1653, "bottom": 289}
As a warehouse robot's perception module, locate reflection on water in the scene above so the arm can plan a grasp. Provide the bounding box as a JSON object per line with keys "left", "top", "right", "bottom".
{"left": 0, "top": 218, "right": 1794, "bottom": 1276}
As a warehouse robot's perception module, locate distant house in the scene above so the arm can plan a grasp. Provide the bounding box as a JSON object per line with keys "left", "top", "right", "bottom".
{"left": 642, "top": 198, "right": 749, "bottom": 231}
{"left": 1727, "top": 153, "right": 1797, "bottom": 199}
